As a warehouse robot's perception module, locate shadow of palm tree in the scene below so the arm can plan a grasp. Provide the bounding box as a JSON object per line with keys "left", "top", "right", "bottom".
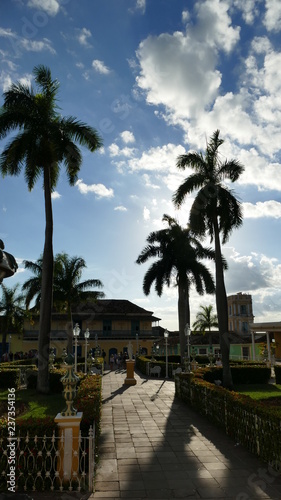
{"left": 95, "top": 370, "right": 281, "bottom": 499}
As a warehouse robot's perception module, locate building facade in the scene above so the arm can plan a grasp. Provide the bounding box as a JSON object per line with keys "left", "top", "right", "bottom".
{"left": 12, "top": 299, "right": 161, "bottom": 362}
{"left": 228, "top": 292, "right": 254, "bottom": 336}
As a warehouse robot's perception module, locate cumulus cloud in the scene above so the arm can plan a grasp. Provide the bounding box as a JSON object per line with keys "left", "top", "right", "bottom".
{"left": 75, "top": 179, "right": 114, "bottom": 198}
{"left": 51, "top": 191, "right": 61, "bottom": 200}
{"left": 135, "top": 0, "right": 146, "bottom": 13}
{"left": 243, "top": 201, "right": 281, "bottom": 218}
{"left": 27, "top": 0, "right": 60, "bottom": 16}
{"left": 92, "top": 59, "right": 110, "bottom": 75}
{"left": 20, "top": 38, "right": 56, "bottom": 54}
{"left": 120, "top": 131, "right": 135, "bottom": 144}
{"left": 76, "top": 28, "right": 92, "bottom": 47}
{"left": 264, "top": 0, "right": 281, "bottom": 31}
{"left": 136, "top": 0, "right": 239, "bottom": 121}
{"left": 143, "top": 206, "right": 150, "bottom": 220}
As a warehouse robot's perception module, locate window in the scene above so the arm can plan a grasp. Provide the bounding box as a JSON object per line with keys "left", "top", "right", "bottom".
{"left": 240, "top": 305, "right": 247, "bottom": 315}
{"left": 103, "top": 320, "right": 112, "bottom": 333}
{"left": 131, "top": 320, "right": 140, "bottom": 334}
{"left": 199, "top": 348, "right": 207, "bottom": 355}
{"left": 242, "top": 322, "right": 248, "bottom": 333}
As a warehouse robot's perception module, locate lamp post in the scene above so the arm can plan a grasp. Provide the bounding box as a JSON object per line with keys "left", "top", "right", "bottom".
{"left": 184, "top": 324, "right": 191, "bottom": 372}
{"left": 164, "top": 329, "right": 169, "bottom": 378}
{"left": 136, "top": 333, "right": 139, "bottom": 356}
{"left": 84, "top": 328, "right": 90, "bottom": 374}
{"left": 73, "top": 323, "right": 80, "bottom": 372}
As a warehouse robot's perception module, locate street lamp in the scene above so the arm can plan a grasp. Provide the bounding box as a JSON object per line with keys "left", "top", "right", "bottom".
{"left": 164, "top": 329, "right": 169, "bottom": 378}
{"left": 73, "top": 323, "right": 80, "bottom": 372}
{"left": 184, "top": 324, "right": 191, "bottom": 372}
{"left": 136, "top": 333, "right": 139, "bottom": 356}
{"left": 84, "top": 328, "right": 90, "bottom": 374}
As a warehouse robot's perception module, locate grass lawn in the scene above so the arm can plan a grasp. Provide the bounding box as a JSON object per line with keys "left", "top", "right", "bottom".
{"left": 0, "top": 388, "right": 64, "bottom": 420}
{"left": 235, "top": 383, "right": 281, "bottom": 401}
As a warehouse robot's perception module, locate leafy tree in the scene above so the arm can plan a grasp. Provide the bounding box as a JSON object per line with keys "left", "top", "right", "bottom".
{"left": 22, "top": 257, "right": 43, "bottom": 311}
{"left": 136, "top": 214, "right": 215, "bottom": 359}
{"left": 54, "top": 253, "right": 104, "bottom": 354}
{"left": 22, "top": 253, "right": 104, "bottom": 355}
{"left": 0, "top": 65, "right": 102, "bottom": 393}
{"left": 192, "top": 304, "right": 218, "bottom": 346}
{"left": 173, "top": 130, "right": 244, "bottom": 388}
{"left": 0, "top": 283, "right": 24, "bottom": 356}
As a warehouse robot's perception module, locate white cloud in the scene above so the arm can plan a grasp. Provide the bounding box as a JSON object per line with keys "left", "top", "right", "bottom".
{"left": 0, "top": 71, "right": 12, "bottom": 92}
{"left": 114, "top": 206, "right": 127, "bottom": 212}
{"left": 92, "top": 59, "right": 110, "bottom": 75}
{"left": 27, "top": 0, "right": 60, "bottom": 16}
{"left": 136, "top": 0, "right": 146, "bottom": 13}
{"left": 264, "top": 0, "right": 281, "bottom": 31}
{"left": 108, "top": 143, "right": 136, "bottom": 158}
{"left": 120, "top": 131, "right": 135, "bottom": 144}
{"left": 233, "top": 0, "right": 260, "bottom": 25}
{"left": 75, "top": 179, "right": 114, "bottom": 198}
{"left": 51, "top": 191, "right": 61, "bottom": 200}
{"left": 143, "top": 206, "right": 150, "bottom": 221}
{"left": 243, "top": 201, "right": 281, "bottom": 219}
{"left": 143, "top": 174, "right": 160, "bottom": 190}
{"left": 126, "top": 144, "right": 185, "bottom": 173}
{"left": 20, "top": 38, "right": 56, "bottom": 54}
{"left": 76, "top": 28, "right": 92, "bottom": 47}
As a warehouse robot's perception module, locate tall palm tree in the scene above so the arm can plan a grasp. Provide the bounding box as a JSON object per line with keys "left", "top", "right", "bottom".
{"left": 192, "top": 304, "right": 218, "bottom": 346}
{"left": 22, "top": 257, "right": 43, "bottom": 311}
{"left": 173, "top": 130, "right": 244, "bottom": 388}
{"left": 136, "top": 214, "right": 216, "bottom": 359}
{"left": 54, "top": 253, "right": 104, "bottom": 354}
{"left": 0, "top": 65, "right": 102, "bottom": 393}
{"left": 0, "top": 283, "right": 24, "bottom": 356}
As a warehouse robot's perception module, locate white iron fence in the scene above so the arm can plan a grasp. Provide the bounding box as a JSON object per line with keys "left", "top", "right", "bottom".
{"left": 0, "top": 423, "right": 95, "bottom": 493}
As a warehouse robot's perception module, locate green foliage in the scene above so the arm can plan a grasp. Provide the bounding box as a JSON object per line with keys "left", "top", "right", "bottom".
{"left": 203, "top": 366, "right": 271, "bottom": 385}
{"left": 75, "top": 374, "right": 102, "bottom": 438}
{"left": 0, "top": 368, "right": 21, "bottom": 388}
{"left": 175, "top": 374, "right": 281, "bottom": 470}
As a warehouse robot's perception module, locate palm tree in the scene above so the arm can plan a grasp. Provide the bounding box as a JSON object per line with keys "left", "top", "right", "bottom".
{"left": 0, "top": 283, "right": 24, "bottom": 357}
{"left": 136, "top": 214, "right": 216, "bottom": 359}
{"left": 173, "top": 130, "right": 244, "bottom": 388}
{"left": 0, "top": 65, "right": 102, "bottom": 393}
{"left": 22, "top": 257, "right": 43, "bottom": 311}
{"left": 192, "top": 304, "right": 218, "bottom": 346}
{"left": 54, "top": 253, "right": 104, "bottom": 354}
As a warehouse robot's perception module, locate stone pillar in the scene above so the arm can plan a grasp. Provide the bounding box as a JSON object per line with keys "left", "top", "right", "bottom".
{"left": 54, "top": 413, "right": 83, "bottom": 481}
{"left": 124, "top": 359, "right": 136, "bottom": 385}
{"left": 54, "top": 353, "right": 83, "bottom": 483}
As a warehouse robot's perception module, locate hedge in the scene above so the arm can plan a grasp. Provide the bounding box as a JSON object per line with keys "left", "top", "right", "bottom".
{"left": 203, "top": 366, "right": 271, "bottom": 385}
{"left": 175, "top": 374, "right": 281, "bottom": 470}
{"left": 0, "top": 369, "right": 21, "bottom": 388}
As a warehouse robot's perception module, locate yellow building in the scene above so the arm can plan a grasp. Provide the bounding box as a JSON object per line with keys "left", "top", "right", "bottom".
{"left": 11, "top": 299, "right": 161, "bottom": 362}
{"left": 228, "top": 292, "right": 254, "bottom": 336}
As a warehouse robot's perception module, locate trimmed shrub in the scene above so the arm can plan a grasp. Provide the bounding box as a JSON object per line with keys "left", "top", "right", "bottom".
{"left": 75, "top": 374, "right": 102, "bottom": 438}
{"left": 203, "top": 365, "right": 271, "bottom": 385}
{"left": 0, "top": 369, "right": 21, "bottom": 388}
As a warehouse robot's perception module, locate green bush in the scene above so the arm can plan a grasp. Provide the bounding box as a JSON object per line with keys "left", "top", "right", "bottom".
{"left": 274, "top": 365, "right": 281, "bottom": 384}
{"left": 203, "top": 366, "right": 271, "bottom": 385}
{"left": 75, "top": 374, "right": 102, "bottom": 438}
{"left": 0, "top": 369, "right": 21, "bottom": 388}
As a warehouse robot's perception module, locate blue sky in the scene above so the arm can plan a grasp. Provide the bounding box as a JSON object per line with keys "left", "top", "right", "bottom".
{"left": 1, "top": 0, "right": 281, "bottom": 331}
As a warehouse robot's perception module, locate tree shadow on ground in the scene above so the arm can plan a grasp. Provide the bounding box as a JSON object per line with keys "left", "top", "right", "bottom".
{"left": 95, "top": 369, "right": 281, "bottom": 499}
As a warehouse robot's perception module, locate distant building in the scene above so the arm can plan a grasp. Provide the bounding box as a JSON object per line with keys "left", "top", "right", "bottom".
{"left": 227, "top": 292, "right": 254, "bottom": 336}
{"left": 17, "top": 299, "right": 161, "bottom": 362}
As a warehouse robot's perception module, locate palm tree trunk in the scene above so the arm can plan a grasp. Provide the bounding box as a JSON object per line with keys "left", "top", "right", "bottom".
{"left": 178, "top": 277, "right": 190, "bottom": 362}
{"left": 213, "top": 218, "right": 233, "bottom": 389}
{"left": 37, "top": 167, "right": 54, "bottom": 394}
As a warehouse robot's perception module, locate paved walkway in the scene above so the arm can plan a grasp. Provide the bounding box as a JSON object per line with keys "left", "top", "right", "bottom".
{"left": 89, "top": 368, "right": 281, "bottom": 500}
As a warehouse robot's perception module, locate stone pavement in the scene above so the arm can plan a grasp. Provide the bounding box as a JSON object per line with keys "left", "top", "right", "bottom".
{"left": 88, "top": 368, "right": 281, "bottom": 500}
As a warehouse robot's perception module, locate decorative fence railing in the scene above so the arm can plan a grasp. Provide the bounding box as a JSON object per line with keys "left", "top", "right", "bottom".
{"left": 0, "top": 423, "right": 95, "bottom": 493}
